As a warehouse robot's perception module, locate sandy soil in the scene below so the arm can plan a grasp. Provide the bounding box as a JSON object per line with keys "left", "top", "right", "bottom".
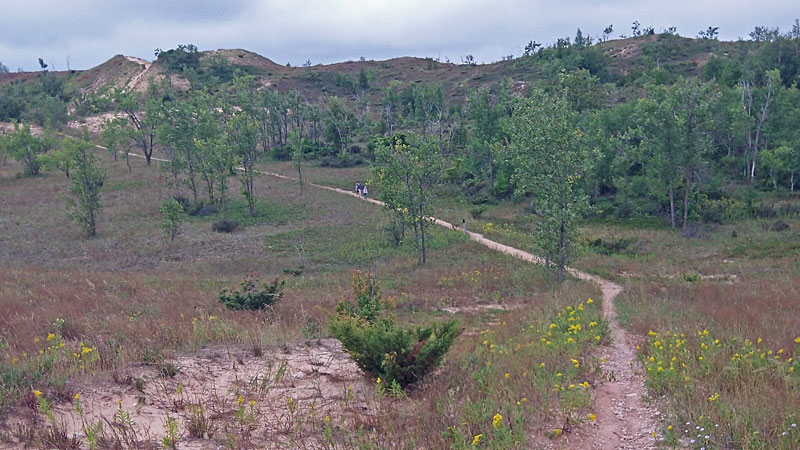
{"left": 67, "top": 112, "right": 126, "bottom": 134}
{"left": 4, "top": 340, "right": 374, "bottom": 448}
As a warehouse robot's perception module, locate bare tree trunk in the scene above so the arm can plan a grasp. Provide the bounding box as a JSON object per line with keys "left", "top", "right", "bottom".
{"left": 749, "top": 75, "right": 775, "bottom": 183}
{"left": 297, "top": 166, "right": 304, "bottom": 195}
{"left": 488, "top": 145, "right": 494, "bottom": 190}
{"left": 669, "top": 180, "right": 676, "bottom": 229}
{"left": 682, "top": 170, "right": 692, "bottom": 231}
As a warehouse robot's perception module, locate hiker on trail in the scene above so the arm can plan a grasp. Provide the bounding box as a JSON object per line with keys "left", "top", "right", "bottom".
{"left": 356, "top": 183, "right": 363, "bottom": 195}
{"left": 362, "top": 185, "right": 368, "bottom": 198}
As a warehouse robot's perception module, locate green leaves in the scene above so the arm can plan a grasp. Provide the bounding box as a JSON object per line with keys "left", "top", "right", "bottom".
{"left": 64, "top": 133, "right": 107, "bottom": 236}
{"left": 218, "top": 275, "right": 285, "bottom": 311}
{"left": 159, "top": 198, "right": 185, "bottom": 242}
{"left": 502, "top": 89, "right": 592, "bottom": 279}
{"left": 374, "top": 134, "right": 443, "bottom": 264}
{"left": 0, "top": 121, "right": 52, "bottom": 176}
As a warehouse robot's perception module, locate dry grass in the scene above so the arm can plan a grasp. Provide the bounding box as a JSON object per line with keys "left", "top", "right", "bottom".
{"left": 0, "top": 151, "right": 613, "bottom": 448}
{"left": 592, "top": 219, "right": 800, "bottom": 448}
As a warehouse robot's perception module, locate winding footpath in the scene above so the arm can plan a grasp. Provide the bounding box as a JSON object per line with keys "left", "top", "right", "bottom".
{"left": 122, "top": 152, "right": 659, "bottom": 448}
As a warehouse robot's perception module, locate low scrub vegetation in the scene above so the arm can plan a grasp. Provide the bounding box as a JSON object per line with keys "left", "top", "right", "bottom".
{"left": 218, "top": 275, "right": 285, "bottom": 311}
{"left": 330, "top": 271, "right": 459, "bottom": 389}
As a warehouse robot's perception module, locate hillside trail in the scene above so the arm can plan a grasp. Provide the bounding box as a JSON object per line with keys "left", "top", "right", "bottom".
{"left": 124, "top": 56, "right": 152, "bottom": 91}
{"left": 118, "top": 153, "right": 658, "bottom": 448}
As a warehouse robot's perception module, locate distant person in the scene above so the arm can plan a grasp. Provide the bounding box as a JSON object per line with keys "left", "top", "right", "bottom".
{"left": 362, "top": 185, "right": 368, "bottom": 198}
{"left": 356, "top": 182, "right": 363, "bottom": 195}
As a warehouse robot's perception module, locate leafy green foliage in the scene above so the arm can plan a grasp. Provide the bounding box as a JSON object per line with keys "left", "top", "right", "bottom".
{"left": 502, "top": 89, "right": 593, "bottom": 279}
{"left": 65, "top": 132, "right": 107, "bottom": 236}
{"left": 0, "top": 122, "right": 53, "bottom": 176}
{"left": 159, "top": 198, "right": 185, "bottom": 242}
{"left": 330, "top": 314, "right": 459, "bottom": 389}
{"left": 374, "top": 134, "right": 443, "bottom": 264}
{"left": 218, "top": 275, "right": 285, "bottom": 311}
{"left": 334, "top": 271, "right": 387, "bottom": 323}
{"left": 155, "top": 44, "right": 200, "bottom": 74}
{"left": 330, "top": 272, "right": 459, "bottom": 389}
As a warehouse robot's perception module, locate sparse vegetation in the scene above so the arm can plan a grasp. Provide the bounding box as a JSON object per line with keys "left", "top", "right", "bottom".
{"left": 218, "top": 275, "right": 285, "bottom": 311}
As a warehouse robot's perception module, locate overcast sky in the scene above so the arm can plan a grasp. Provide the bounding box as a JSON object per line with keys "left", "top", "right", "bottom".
{"left": 1, "top": 0, "right": 797, "bottom": 72}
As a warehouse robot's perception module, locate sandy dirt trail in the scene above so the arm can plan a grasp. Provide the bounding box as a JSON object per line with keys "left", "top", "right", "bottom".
{"left": 121, "top": 153, "right": 659, "bottom": 448}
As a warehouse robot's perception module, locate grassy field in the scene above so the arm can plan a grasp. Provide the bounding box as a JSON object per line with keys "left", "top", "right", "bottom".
{"left": 445, "top": 189, "right": 800, "bottom": 448}
{"left": 0, "top": 153, "right": 616, "bottom": 448}
{"left": 2, "top": 152, "right": 799, "bottom": 448}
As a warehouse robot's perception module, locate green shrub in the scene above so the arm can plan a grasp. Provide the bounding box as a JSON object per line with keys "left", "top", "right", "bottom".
{"left": 212, "top": 219, "right": 237, "bottom": 233}
{"left": 219, "top": 275, "right": 285, "bottom": 311}
{"left": 330, "top": 271, "right": 459, "bottom": 389}
{"left": 335, "top": 270, "right": 387, "bottom": 323}
{"left": 468, "top": 205, "right": 487, "bottom": 219}
{"left": 159, "top": 198, "right": 184, "bottom": 242}
{"left": 330, "top": 315, "right": 459, "bottom": 389}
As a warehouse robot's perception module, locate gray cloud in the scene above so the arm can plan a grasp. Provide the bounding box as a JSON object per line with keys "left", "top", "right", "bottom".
{"left": 0, "top": 0, "right": 797, "bottom": 72}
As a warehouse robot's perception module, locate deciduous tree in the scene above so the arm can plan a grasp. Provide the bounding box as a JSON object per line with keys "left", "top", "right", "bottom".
{"left": 502, "top": 89, "right": 594, "bottom": 280}
{"left": 374, "top": 134, "right": 442, "bottom": 264}
{"left": 65, "top": 130, "right": 107, "bottom": 236}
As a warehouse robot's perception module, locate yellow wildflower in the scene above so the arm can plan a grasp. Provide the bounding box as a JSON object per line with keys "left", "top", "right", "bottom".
{"left": 586, "top": 298, "right": 593, "bottom": 304}
{"left": 46, "top": 333, "right": 55, "bottom": 341}
{"left": 492, "top": 413, "right": 503, "bottom": 430}
{"left": 472, "top": 433, "right": 483, "bottom": 445}
{"left": 588, "top": 413, "right": 596, "bottom": 422}
{"left": 33, "top": 389, "right": 42, "bottom": 398}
